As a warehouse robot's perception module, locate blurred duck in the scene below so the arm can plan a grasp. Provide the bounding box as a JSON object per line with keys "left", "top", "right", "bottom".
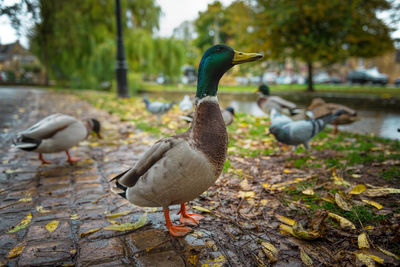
{"left": 221, "top": 106, "right": 235, "bottom": 126}
{"left": 179, "top": 95, "right": 193, "bottom": 111}
{"left": 14, "top": 114, "right": 101, "bottom": 164}
{"left": 181, "top": 106, "right": 235, "bottom": 126}
{"left": 143, "top": 97, "right": 176, "bottom": 120}
{"left": 256, "top": 84, "right": 298, "bottom": 116}
{"left": 307, "top": 98, "right": 358, "bottom": 133}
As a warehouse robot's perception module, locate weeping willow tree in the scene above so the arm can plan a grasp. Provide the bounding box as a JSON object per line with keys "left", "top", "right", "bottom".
{"left": 29, "top": 0, "right": 185, "bottom": 89}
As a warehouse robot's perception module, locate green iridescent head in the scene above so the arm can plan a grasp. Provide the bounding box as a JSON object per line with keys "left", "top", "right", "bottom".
{"left": 196, "top": 44, "right": 263, "bottom": 99}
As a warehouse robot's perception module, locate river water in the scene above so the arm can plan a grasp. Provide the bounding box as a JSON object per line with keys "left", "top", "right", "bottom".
{"left": 141, "top": 91, "right": 400, "bottom": 141}
{"left": 228, "top": 100, "right": 400, "bottom": 141}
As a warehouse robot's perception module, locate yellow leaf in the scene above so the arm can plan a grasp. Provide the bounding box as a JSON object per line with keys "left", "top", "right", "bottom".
{"left": 268, "top": 177, "right": 312, "bottom": 190}
{"left": 362, "top": 199, "right": 383, "bottom": 209}
{"left": 8, "top": 212, "right": 32, "bottom": 233}
{"left": 7, "top": 244, "right": 25, "bottom": 258}
{"left": 335, "top": 193, "right": 352, "bottom": 211}
{"left": 302, "top": 188, "right": 314, "bottom": 195}
{"left": 321, "top": 196, "right": 334, "bottom": 203}
{"left": 192, "top": 206, "right": 211, "bottom": 213}
{"left": 292, "top": 222, "right": 321, "bottom": 240}
{"left": 45, "top": 220, "right": 59, "bottom": 233}
{"left": 237, "top": 191, "right": 255, "bottom": 198}
{"left": 363, "top": 188, "right": 400, "bottom": 197}
{"left": 349, "top": 184, "right": 367, "bottom": 195}
{"left": 377, "top": 246, "right": 400, "bottom": 260}
{"left": 260, "top": 199, "right": 268, "bottom": 205}
{"left": 5, "top": 168, "right": 24, "bottom": 174}
{"left": 358, "top": 232, "right": 370, "bottom": 249}
{"left": 352, "top": 174, "right": 361, "bottom": 178}
{"left": 36, "top": 206, "right": 50, "bottom": 213}
{"left": 103, "top": 213, "right": 147, "bottom": 231}
{"left": 105, "top": 210, "right": 132, "bottom": 218}
{"left": 261, "top": 241, "right": 278, "bottom": 263}
{"left": 201, "top": 255, "right": 226, "bottom": 267}
{"left": 368, "top": 254, "right": 384, "bottom": 264}
{"left": 79, "top": 228, "right": 102, "bottom": 238}
{"left": 364, "top": 225, "right": 375, "bottom": 230}
{"left": 328, "top": 212, "right": 356, "bottom": 230}
{"left": 18, "top": 197, "right": 32, "bottom": 203}
{"left": 276, "top": 215, "right": 295, "bottom": 226}
{"left": 279, "top": 224, "right": 294, "bottom": 236}
{"left": 332, "top": 169, "right": 351, "bottom": 187}
{"left": 355, "top": 253, "right": 375, "bottom": 267}
{"left": 300, "top": 249, "right": 313, "bottom": 266}
{"left": 283, "top": 169, "right": 291, "bottom": 173}
{"left": 70, "top": 213, "right": 79, "bottom": 220}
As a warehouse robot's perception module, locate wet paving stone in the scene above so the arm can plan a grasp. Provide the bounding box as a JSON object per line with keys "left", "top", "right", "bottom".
{"left": 0, "top": 88, "right": 232, "bottom": 266}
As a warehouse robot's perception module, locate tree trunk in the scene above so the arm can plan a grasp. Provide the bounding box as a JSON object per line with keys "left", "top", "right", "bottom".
{"left": 307, "top": 61, "right": 314, "bottom": 92}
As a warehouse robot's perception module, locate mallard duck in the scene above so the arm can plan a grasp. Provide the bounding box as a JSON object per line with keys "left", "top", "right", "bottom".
{"left": 179, "top": 95, "right": 193, "bottom": 111}
{"left": 14, "top": 114, "right": 101, "bottom": 164}
{"left": 256, "top": 84, "right": 298, "bottom": 116}
{"left": 143, "top": 97, "right": 176, "bottom": 120}
{"left": 181, "top": 106, "right": 235, "bottom": 126}
{"left": 111, "top": 44, "right": 262, "bottom": 236}
{"left": 307, "top": 98, "right": 358, "bottom": 133}
{"left": 269, "top": 108, "right": 344, "bottom": 150}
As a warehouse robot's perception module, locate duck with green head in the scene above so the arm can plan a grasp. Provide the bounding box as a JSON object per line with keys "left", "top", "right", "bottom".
{"left": 111, "top": 44, "right": 262, "bottom": 236}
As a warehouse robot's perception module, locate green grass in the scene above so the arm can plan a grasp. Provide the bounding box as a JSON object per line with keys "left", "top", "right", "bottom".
{"left": 140, "top": 82, "right": 400, "bottom": 96}
{"left": 380, "top": 167, "right": 400, "bottom": 182}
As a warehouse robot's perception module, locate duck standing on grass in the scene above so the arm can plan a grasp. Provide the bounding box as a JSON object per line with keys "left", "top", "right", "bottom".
{"left": 143, "top": 97, "right": 176, "bottom": 120}
{"left": 111, "top": 44, "right": 262, "bottom": 236}
{"left": 256, "top": 84, "right": 299, "bottom": 116}
{"left": 269, "top": 108, "right": 344, "bottom": 150}
{"left": 14, "top": 114, "right": 101, "bottom": 164}
{"left": 307, "top": 98, "right": 358, "bottom": 134}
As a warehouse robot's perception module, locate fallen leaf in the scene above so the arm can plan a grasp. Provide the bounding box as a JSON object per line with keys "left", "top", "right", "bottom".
{"left": 349, "top": 184, "right": 367, "bottom": 195}
{"left": 358, "top": 232, "right": 370, "bottom": 249}
{"left": 201, "top": 255, "right": 226, "bottom": 267}
{"left": 192, "top": 206, "right": 211, "bottom": 213}
{"left": 363, "top": 188, "right": 400, "bottom": 197}
{"left": 261, "top": 241, "right": 278, "bottom": 263}
{"left": 279, "top": 224, "right": 294, "bottom": 236}
{"left": 362, "top": 199, "right": 383, "bottom": 209}
{"left": 36, "top": 206, "right": 50, "bottom": 213}
{"left": 105, "top": 210, "right": 132, "bottom": 218}
{"left": 368, "top": 254, "right": 384, "bottom": 264}
{"left": 335, "top": 193, "right": 352, "bottom": 211}
{"left": 302, "top": 188, "right": 314, "bottom": 195}
{"left": 18, "top": 197, "right": 32, "bottom": 203}
{"left": 352, "top": 174, "right": 361, "bottom": 178}
{"left": 70, "top": 213, "right": 79, "bottom": 220}
{"left": 332, "top": 169, "right": 351, "bottom": 187}
{"left": 377, "top": 246, "right": 400, "bottom": 260}
{"left": 283, "top": 169, "right": 291, "bottom": 173}
{"left": 328, "top": 212, "right": 356, "bottom": 230}
{"left": 79, "top": 228, "right": 102, "bottom": 238}
{"left": 8, "top": 212, "right": 32, "bottom": 233}
{"left": 103, "top": 213, "right": 147, "bottom": 231}
{"left": 239, "top": 179, "right": 251, "bottom": 190}
{"left": 237, "top": 191, "right": 255, "bottom": 198}
{"left": 5, "top": 168, "right": 24, "bottom": 174}
{"left": 300, "top": 248, "right": 313, "bottom": 266}
{"left": 275, "top": 215, "right": 295, "bottom": 226}
{"left": 45, "top": 220, "right": 59, "bottom": 233}
{"left": 355, "top": 253, "right": 375, "bottom": 267}
{"left": 7, "top": 244, "right": 25, "bottom": 258}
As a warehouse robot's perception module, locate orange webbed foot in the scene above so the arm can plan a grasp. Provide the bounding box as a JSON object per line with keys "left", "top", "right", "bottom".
{"left": 38, "top": 153, "right": 52, "bottom": 164}
{"left": 67, "top": 157, "right": 81, "bottom": 163}
{"left": 168, "top": 224, "right": 192, "bottom": 237}
{"left": 178, "top": 203, "right": 205, "bottom": 226}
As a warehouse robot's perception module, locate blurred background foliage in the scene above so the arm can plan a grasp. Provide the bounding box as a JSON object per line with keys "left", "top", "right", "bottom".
{"left": 1, "top": 0, "right": 399, "bottom": 92}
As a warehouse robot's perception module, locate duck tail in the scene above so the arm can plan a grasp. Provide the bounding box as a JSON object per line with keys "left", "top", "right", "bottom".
{"left": 13, "top": 135, "right": 41, "bottom": 151}
{"left": 110, "top": 169, "right": 130, "bottom": 199}
{"left": 115, "top": 181, "right": 127, "bottom": 199}
{"left": 316, "top": 109, "right": 344, "bottom": 125}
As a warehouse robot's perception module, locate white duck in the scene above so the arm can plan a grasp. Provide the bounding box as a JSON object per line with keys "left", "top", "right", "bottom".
{"left": 179, "top": 95, "right": 193, "bottom": 111}
{"left": 111, "top": 44, "right": 262, "bottom": 236}
{"left": 14, "top": 113, "right": 101, "bottom": 164}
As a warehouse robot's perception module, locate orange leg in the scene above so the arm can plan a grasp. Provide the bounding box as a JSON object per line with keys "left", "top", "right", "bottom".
{"left": 65, "top": 150, "right": 81, "bottom": 163}
{"left": 38, "top": 153, "right": 52, "bottom": 164}
{"left": 333, "top": 124, "right": 338, "bottom": 134}
{"left": 177, "top": 203, "right": 204, "bottom": 226}
{"left": 163, "top": 208, "right": 192, "bottom": 237}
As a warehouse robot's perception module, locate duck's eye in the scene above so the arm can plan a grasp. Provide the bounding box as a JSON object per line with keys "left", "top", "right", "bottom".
{"left": 215, "top": 47, "right": 223, "bottom": 53}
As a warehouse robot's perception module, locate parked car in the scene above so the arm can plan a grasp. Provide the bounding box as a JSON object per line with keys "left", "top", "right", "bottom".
{"left": 394, "top": 78, "right": 400, "bottom": 87}
{"left": 347, "top": 67, "right": 388, "bottom": 85}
